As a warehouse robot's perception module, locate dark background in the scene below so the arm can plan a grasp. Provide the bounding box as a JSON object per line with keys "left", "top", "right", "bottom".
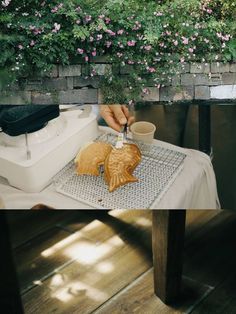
{"left": 135, "top": 104, "right": 236, "bottom": 210}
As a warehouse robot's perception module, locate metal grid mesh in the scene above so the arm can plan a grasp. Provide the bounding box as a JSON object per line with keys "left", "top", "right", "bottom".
{"left": 53, "top": 133, "right": 186, "bottom": 209}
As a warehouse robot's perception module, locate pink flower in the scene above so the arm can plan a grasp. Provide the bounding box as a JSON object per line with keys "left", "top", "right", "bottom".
{"left": 144, "top": 45, "right": 152, "bottom": 51}
{"left": 1, "top": 0, "right": 11, "bottom": 7}
{"left": 173, "top": 40, "right": 178, "bottom": 46}
{"left": 85, "top": 15, "right": 92, "bottom": 23}
{"left": 180, "top": 57, "right": 185, "bottom": 63}
{"left": 76, "top": 6, "right": 81, "bottom": 12}
{"left": 222, "top": 34, "right": 230, "bottom": 41}
{"left": 147, "top": 67, "right": 156, "bottom": 73}
{"left": 188, "top": 48, "right": 194, "bottom": 53}
{"left": 182, "top": 37, "right": 189, "bottom": 45}
{"left": 52, "top": 23, "right": 61, "bottom": 33}
{"left": 117, "top": 29, "right": 124, "bottom": 35}
{"left": 18, "top": 44, "right": 23, "bottom": 50}
{"left": 127, "top": 40, "right": 136, "bottom": 46}
{"left": 51, "top": 7, "right": 58, "bottom": 13}
{"left": 89, "top": 36, "right": 94, "bottom": 42}
{"left": 30, "top": 40, "right": 35, "bottom": 47}
{"left": 85, "top": 56, "right": 89, "bottom": 62}
{"left": 142, "top": 88, "right": 150, "bottom": 95}
{"left": 107, "top": 30, "right": 116, "bottom": 36}
{"left": 91, "top": 69, "right": 97, "bottom": 77}
{"left": 159, "top": 42, "right": 164, "bottom": 47}
{"left": 154, "top": 12, "right": 163, "bottom": 16}
{"left": 97, "top": 34, "right": 103, "bottom": 41}
{"left": 76, "top": 19, "right": 81, "bottom": 25}
{"left": 133, "top": 21, "right": 141, "bottom": 30}
{"left": 207, "top": 8, "right": 212, "bottom": 14}
{"left": 105, "top": 41, "right": 112, "bottom": 48}
{"left": 33, "top": 28, "right": 42, "bottom": 35}
{"left": 204, "top": 38, "right": 209, "bottom": 43}
{"left": 77, "top": 48, "right": 84, "bottom": 54}
{"left": 92, "top": 50, "right": 97, "bottom": 57}
{"left": 128, "top": 60, "right": 135, "bottom": 64}
{"left": 105, "top": 17, "right": 111, "bottom": 24}
{"left": 117, "top": 52, "right": 123, "bottom": 58}
{"left": 51, "top": 3, "right": 63, "bottom": 13}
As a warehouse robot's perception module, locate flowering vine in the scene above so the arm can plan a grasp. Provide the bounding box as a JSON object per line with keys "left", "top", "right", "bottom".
{"left": 0, "top": 0, "right": 235, "bottom": 103}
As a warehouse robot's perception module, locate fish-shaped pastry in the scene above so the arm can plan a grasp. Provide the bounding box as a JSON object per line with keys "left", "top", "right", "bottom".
{"left": 104, "top": 143, "right": 142, "bottom": 192}
{"left": 75, "top": 142, "right": 113, "bottom": 176}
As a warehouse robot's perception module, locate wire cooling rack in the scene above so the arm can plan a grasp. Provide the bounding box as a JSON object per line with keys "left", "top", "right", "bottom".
{"left": 53, "top": 133, "right": 186, "bottom": 209}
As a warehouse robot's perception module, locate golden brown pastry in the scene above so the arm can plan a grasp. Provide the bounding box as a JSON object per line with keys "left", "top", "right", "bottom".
{"left": 104, "top": 143, "right": 142, "bottom": 192}
{"left": 75, "top": 142, "right": 113, "bottom": 176}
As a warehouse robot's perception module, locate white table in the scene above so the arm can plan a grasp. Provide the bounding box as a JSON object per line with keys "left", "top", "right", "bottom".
{"left": 0, "top": 134, "right": 220, "bottom": 210}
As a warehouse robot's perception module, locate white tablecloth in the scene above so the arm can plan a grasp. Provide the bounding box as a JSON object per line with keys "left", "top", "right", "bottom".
{"left": 0, "top": 134, "right": 220, "bottom": 210}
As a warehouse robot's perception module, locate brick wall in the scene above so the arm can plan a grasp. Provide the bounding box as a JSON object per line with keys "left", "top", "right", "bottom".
{"left": 1, "top": 60, "right": 236, "bottom": 105}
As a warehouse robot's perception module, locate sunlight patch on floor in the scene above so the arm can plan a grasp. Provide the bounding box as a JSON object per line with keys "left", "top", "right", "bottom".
{"left": 41, "top": 220, "right": 105, "bottom": 258}
{"left": 136, "top": 217, "right": 152, "bottom": 227}
{"left": 95, "top": 261, "right": 114, "bottom": 274}
{"left": 63, "top": 235, "right": 124, "bottom": 265}
{"left": 51, "top": 281, "right": 108, "bottom": 303}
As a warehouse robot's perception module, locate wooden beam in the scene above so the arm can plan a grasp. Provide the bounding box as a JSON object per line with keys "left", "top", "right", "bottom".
{"left": 152, "top": 210, "right": 186, "bottom": 304}
{"left": 0, "top": 212, "right": 24, "bottom": 314}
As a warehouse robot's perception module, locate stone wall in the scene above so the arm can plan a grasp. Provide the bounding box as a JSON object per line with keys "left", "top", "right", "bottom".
{"left": 0, "top": 60, "right": 236, "bottom": 105}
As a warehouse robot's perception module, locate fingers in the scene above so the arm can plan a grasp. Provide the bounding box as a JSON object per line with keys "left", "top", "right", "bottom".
{"left": 128, "top": 116, "right": 135, "bottom": 126}
{"left": 100, "top": 106, "right": 123, "bottom": 132}
{"left": 104, "top": 114, "right": 123, "bottom": 132}
{"left": 122, "top": 105, "right": 135, "bottom": 126}
{"left": 121, "top": 105, "right": 130, "bottom": 119}
{"left": 99, "top": 104, "right": 134, "bottom": 132}
{"left": 110, "top": 105, "right": 127, "bottom": 125}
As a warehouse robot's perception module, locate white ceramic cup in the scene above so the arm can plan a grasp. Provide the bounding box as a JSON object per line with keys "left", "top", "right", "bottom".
{"left": 130, "top": 121, "right": 156, "bottom": 143}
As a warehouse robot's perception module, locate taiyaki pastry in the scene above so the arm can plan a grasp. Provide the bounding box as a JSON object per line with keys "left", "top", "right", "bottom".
{"left": 104, "top": 143, "right": 142, "bottom": 192}
{"left": 75, "top": 142, "right": 113, "bottom": 176}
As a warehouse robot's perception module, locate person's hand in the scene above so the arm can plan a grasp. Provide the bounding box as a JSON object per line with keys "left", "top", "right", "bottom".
{"left": 99, "top": 105, "right": 135, "bottom": 132}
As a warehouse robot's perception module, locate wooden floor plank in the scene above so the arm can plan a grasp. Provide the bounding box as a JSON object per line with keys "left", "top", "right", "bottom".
{"left": 16, "top": 217, "right": 118, "bottom": 293}
{"left": 7, "top": 211, "right": 78, "bottom": 248}
{"left": 22, "top": 234, "right": 152, "bottom": 314}
{"left": 184, "top": 211, "right": 236, "bottom": 287}
{"left": 93, "top": 270, "right": 212, "bottom": 314}
{"left": 62, "top": 210, "right": 152, "bottom": 245}
{"left": 18, "top": 210, "right": 227, "bottom": 314}
{"left": 15, "top": 227, "right": 71, "bottom": 293}
{"left": 185, "top": 210, "right": 220, "bottom": 241}
{"left": 191, "top": 271, "right": 236, "bottom": 314}
{"left": 17, "top": 210, "right": 217, "bottom": 295}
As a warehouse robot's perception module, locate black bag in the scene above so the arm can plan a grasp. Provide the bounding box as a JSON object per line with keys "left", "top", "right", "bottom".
{"left": 0, "top": 105, "right": 60, "bottom": 136}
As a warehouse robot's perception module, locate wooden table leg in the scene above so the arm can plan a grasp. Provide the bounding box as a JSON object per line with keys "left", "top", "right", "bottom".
{"left": 0, "top": 212, "right": 24, "bottom": 314}
{"left": 152, "top": 210, "right": 186, "bottom": 305}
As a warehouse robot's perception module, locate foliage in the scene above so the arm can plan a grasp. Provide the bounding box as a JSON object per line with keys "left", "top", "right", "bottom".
{"left": 0, "top": 0, "right": 235, "bottom": 103}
